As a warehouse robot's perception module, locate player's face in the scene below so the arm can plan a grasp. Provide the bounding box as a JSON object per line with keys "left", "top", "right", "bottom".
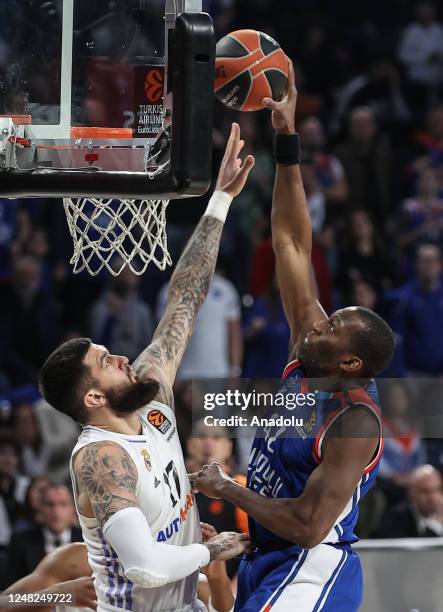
{"left": 84, "top": 344, "right": 159, "bottom": 414}
{"left": 299, "top": 309, "right": 365, "bottom": 376}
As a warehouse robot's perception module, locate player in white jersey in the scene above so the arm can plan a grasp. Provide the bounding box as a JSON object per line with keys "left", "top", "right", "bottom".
{"left": 38, "top": 124, "right": 255, "bottom": 612}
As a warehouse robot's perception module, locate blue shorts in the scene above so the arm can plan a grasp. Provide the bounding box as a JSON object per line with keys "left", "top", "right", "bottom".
{"left": 234, "top": 544, "right": 362, "bottom": 611}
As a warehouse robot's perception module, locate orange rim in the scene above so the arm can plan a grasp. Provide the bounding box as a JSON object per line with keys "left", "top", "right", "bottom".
{"left": 70, "top": 127, "right": 133, "bottom": 140}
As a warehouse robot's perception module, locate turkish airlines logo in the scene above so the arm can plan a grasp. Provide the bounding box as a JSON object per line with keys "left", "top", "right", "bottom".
{"left": 144, "top": 69, "right": 163, "bottom": 102}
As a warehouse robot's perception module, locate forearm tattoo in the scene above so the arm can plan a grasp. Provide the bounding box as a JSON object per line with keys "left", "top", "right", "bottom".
{"left": 206, "top": 539, "right": 235, "bottom": 562}
{"left": 74, "top": 442, "right": 138, "bottom": 526}
{"left": 134, "top": 216, "right": 224, "bottom": 406}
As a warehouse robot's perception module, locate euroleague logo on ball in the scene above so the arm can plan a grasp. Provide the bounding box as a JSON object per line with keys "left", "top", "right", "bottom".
{"left": 144, "top": 69, "right": 163, "bottom": 103}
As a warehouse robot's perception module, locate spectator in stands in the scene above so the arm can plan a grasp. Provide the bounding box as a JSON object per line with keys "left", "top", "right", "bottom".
{"left": 187, "top": 421, "right": 247, "bottom": 577}
{"left": 333, "top": 55, "right": 411, "bottom": 133}
{"left": 89, "top": 263, "right": 154, "bottom": 362}
{"left": 399, "top": 166, "right": 443, "bottom": 257}
{"left": 338, "top": 208, "right": 393, "bottom": 300}
{"left": 335, "top": 106, "right": 392, "bottom": 224}
{"left": 412, "top": 105, "right": 443, "bottom": 174}
{"left": 299, "top": 116, "right": 349, "bottom": 206}
{"left": 6, "top": 484, "right": 82, "bottom": 586}
{"left": 157, "top": 269, "right": 243, "bottom": 380}
{"left": 397, "top": 1, "right": 443, "bottom": 111}
{"left": 0, "top": 199, "right": 18, "bottom": 282}
{"left": 0, "top": 433, "right": 29, "bottom": 549}
{"left": 243, "top": 275, "right": 290, "bottom": 378}
{"left": 14, "top": 475, "right": 50, "bottom": 532}
{"left": 349, "top": 279, "right": 407, "bottom": 376}
{"left": 350, "top": 278, "right": 378, "bottom": 311}
{"left": 172, "top": 380, "right": 205, "bottom": 454}
{"left": 297, "top": 24, "right": 342, "bottom": 106}
{"left": 12, "top": 402, "right": 50, "bottom": 478}
{"left": 300, "top": 160, "right": 327, "bottom": 235}
{"left": 373, "top": 464, "right": 443, "bottom": 537}
{"left": 385, "top": 244, "right": 443, "bottom": 375}
{"left": 223, "top": 114, "right": 274, "bottom": 292}
{"left": 32, "top": 397, "right": 80, "bottom": 486}
{"left": 0, "top": 254, "right": 60, "bottom": 382}
{"left": 378, "top": 382, "right": 426, "bottom": 506}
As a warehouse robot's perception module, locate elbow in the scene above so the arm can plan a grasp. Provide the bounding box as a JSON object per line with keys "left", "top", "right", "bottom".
{"left": 286, "top": 520, "right": 328, "bottom": 550}
{"left": 271, "top": 235, "right": 310, "bottom": 256}
{"left": 124, "top": 566, "right": 170, "bottom": 589}
{"left": 296, "top": 532, "right": 325, "bottom": 550}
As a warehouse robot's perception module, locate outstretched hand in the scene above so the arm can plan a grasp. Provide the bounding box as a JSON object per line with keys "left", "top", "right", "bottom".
{"left": 262, "top": 59, "right": 297, "bottom": 135}
{"left": 215, "top": 123, "right": 255, "bottom": 198}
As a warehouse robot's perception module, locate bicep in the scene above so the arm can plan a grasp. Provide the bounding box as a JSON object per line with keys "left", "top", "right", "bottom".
{"left": 297, "top": 408, "right": 380, "bottom": 541}
{"left": 274, "top": 241, "right": 327, "bottom": 350}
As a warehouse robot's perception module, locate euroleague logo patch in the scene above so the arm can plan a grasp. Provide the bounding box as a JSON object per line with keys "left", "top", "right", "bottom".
{"left": 148, "top": 409, "right": 172, "bottom": 435}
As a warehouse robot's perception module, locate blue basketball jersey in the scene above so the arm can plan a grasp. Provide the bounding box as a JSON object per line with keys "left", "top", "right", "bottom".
{"left": 247, "top": 360, "right": 384, "bottom": 550}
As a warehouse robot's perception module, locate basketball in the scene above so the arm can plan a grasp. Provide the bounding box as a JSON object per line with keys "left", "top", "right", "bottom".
{"left": 215, "top": 30, "right": 289, "bottom": 112}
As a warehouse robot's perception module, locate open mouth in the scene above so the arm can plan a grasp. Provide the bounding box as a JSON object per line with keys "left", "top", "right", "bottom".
{"left": 304, "top": 331, "right": 315, "bottom": 344}
{"left": 127, "top": 366, "right": 138, "bottom": 382}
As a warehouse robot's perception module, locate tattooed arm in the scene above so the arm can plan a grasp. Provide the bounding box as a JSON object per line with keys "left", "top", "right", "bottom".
{"left": 133, "top": 124, "right": 254, "bottom": 407}
{"left": 72, "top": 442, "right": 250, "bottom": 587}
{"left": 73, "top": 441, "right": 138, "bottom": 525}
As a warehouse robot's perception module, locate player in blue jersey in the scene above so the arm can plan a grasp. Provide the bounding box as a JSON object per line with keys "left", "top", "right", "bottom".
{"left": 190, "top": 61, "right": 395, "bottom": 611}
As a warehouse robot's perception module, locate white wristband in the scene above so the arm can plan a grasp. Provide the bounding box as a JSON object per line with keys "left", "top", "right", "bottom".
{"left": 204, "top": 190, "right": 233, "bottom": 224}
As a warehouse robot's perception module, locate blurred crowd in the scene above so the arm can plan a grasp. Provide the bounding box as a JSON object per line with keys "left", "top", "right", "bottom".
{"left": 2, "top": 0, "right": 443, "bottom": 587}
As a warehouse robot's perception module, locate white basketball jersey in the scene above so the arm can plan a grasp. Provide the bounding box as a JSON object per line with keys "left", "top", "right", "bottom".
{"left": 70, "top": 401, "right": 203, "bottom": 612}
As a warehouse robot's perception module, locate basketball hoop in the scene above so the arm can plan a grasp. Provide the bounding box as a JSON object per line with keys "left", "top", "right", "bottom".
{"left": 63, "top": 197, "right": 172, "bottom": 276}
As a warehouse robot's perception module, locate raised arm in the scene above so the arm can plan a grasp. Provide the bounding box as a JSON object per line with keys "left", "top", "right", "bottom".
{"left": 133, "top": 124, "right": 254, "bottom": 406}
{"left": 263, "top": 62, "right": 327, "bottom": 355}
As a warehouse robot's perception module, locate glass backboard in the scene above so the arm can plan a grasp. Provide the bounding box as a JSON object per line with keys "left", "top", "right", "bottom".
{"left": 0, "top": 0, "right": 215, "bottom": 199}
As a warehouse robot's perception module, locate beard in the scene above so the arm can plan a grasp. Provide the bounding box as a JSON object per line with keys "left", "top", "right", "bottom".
{"left": 298, "top": 339, "right": 337, "bottom": 377}
{"left": 106, "top": 379, "right": 160, "bottom": 415}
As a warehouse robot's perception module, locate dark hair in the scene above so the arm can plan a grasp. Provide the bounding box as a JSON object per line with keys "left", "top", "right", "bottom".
{"left": 39, "top": 338, "right": 93, "bottom": 424}
{"left": 0, "top": 430, "right": 21, "bottom": 455}
{"left": 24, "top": 475, "right": 51, "bottom": 521}
{"left": 12, "top": 403, "right": 42, "bottom": 451}
{"left": 349, "top": 308, "right": 395, "bottom": 377}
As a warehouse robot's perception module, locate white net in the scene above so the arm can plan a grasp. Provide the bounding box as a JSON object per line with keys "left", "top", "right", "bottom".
{"left": 63, "top": 197, "right": 172, "bottom": 276}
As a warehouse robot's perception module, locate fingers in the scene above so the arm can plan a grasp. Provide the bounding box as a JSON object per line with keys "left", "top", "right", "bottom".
{"left": 262, "top": 97, "right": 281, "bottom": 111}
{"left": 235, "top": 138, "right": 245, "bottom": 158}
{"left": 262, "top": 58, "right": 296, "bottom": 110}
{"left": 223, "top": 122, "right": 240, "bottom": 160}
{"left": 287, "top": 58, "right": 297, "bottom": 94}
{"left": 239, "top": 155, "right": 255, "bottom": 179}
{"left": 200, "top": 522, "right": 218, "bottom": 540}
{"left": 200, "top": 522, "right": 213, "bottom": 530}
